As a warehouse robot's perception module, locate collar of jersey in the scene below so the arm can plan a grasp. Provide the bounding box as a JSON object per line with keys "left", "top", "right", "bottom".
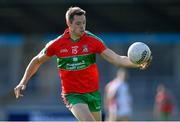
{"left": 63, "top": 28, "right": 86, "bottom": 42}
{"left": 70, "top": 37, "right": 81, "bottom": 42}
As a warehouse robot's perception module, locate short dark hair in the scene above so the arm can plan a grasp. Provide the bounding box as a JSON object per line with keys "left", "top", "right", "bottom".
{"left": 66, "top": 7, "right": 86, "bottom": 24}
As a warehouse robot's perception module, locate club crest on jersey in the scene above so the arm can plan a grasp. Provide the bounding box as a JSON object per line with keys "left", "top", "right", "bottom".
{"left": 82, "top": 45, "right": 88, "bottom": 53}
{"left": 72, "top": 46, "right": 79, "bottom": 54}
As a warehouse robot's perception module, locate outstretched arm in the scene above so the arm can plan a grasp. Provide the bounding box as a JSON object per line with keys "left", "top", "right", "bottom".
{"left": 14, "top": 50, "right": 50, "bottom": 99}
{"left": 101, "top": 48, "right": 151, "bottom": 69}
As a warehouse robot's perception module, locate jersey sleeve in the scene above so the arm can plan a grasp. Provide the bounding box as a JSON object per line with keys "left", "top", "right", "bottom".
{"left": 86, "top": 31, "right": 107, "bottom": 54}
{"left": 95, "top": 38, "right": 107, "bottom": 54}
{"left": 43, "top": 40, "right": 56, "bottom": 57}
{"left": 43, "top": 34, "right": 63, "bottom": 57}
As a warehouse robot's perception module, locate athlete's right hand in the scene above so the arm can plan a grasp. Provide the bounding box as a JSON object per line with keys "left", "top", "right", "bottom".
{"left": 14, "top": 84, "right": 26, "bottom": 99}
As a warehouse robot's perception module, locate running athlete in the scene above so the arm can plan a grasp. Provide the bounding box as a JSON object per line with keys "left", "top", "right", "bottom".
{"left": 14, "top": 6, "right": 152, "bottom": 121}
{"left": 154, "top": 84, "right": 174, "bottom": 121}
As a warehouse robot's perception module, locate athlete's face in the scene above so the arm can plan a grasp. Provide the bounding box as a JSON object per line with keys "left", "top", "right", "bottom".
{"left": 69, "top": 15, "right": 86, "bottom": 37}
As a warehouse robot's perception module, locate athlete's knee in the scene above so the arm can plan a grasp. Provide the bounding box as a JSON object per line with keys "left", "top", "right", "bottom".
{"left": 91, "top": 111, "right": 102, "bottom": 121}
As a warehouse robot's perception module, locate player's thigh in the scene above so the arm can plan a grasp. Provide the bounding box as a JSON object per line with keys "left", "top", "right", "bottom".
{"left": 91, "top": 111, "right": 102, "bottom": 121}
{"left": 71, "top": 103, "right": 95, "bottom": 121}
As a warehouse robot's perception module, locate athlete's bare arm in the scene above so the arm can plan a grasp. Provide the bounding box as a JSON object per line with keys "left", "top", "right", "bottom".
{"left": 14, "top": 50, "right": 50, "bottom": 99}
{"left": 101, "top": 48, "right": 151, "bottom": 69}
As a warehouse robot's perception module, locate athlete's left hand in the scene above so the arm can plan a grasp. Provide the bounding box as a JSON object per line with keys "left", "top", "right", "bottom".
{"left": 139, "top": 55, "right": 152, "bottom": 70}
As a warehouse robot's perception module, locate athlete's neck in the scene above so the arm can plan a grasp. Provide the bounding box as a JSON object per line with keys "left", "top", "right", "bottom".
{"left": 69, "top": 32, "right": 81, "bottom": 40}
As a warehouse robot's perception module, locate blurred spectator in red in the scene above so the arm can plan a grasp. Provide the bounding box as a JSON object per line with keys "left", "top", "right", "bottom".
{"left": 154, "top": 84, "right": 174, "bottom": 121}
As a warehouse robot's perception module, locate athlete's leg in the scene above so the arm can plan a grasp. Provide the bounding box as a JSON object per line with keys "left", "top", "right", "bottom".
{"left": 71, "top": 103, "right": 95, "bottom": 121}
{"left": 91, "top": 111, "right": 102, "bottom": 121}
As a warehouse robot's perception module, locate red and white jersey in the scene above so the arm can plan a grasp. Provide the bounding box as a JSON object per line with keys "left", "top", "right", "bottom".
{"left": 105, "top": 79, "right": 132, "bottom": 117}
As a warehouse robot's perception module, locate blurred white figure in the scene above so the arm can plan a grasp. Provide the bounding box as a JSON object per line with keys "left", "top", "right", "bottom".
{"left": 104, "top": 68, "right": 132, "bottom": 121}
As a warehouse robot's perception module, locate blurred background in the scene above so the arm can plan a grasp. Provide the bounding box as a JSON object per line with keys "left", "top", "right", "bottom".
{"left": 0, "top": 0, "right": 180, "bottom": 121}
